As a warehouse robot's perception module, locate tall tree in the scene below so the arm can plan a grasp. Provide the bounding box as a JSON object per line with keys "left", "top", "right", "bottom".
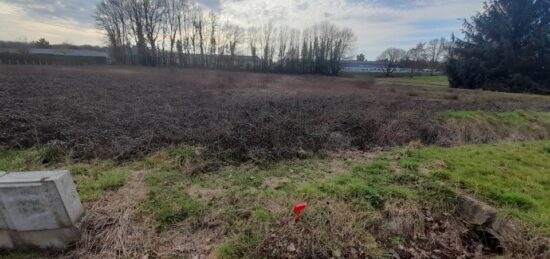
{"left": 447, "top": 0, "right": 550, "bottom": 94}
{"left": 426, "top": 38, "right": 447, "bottom": 74}
{"left": 126, "top": 0, "right": 149, "bottom": 65}
{"left": 406, "top": 42, "right": 427, "bottom": 76}
{"left": 142, "top": 0, "right": 165, "bottom": 66}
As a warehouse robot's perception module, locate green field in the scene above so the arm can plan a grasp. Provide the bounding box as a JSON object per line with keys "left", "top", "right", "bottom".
{"left": 376, "top": 75, "right": 450, "bottom": 88}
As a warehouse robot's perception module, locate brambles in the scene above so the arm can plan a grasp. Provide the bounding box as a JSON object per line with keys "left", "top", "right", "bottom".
{"left": 1, "top": 66, "right": 550, "bottom": 164}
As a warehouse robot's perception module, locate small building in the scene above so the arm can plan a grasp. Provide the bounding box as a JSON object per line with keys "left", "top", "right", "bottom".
{"left": 0, "top": 48, "right": 110, "bottom": 65}
{"left": 340, "top": 60, "right": 434, "bottom": 74}
{"left": 30, "top": 48, "right": 110, "bottom": 59}
{"left": 340, "top": 60, "right": 387, "bottom": 73}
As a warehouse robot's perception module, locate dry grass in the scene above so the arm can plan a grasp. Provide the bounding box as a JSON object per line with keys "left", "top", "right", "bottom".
{"left": 254, "top": 200, "right": 383, "bottom": 259}
{"left": 64, "top": 170, "right": 155, "bottom": 258}
{"left": 2, "top": 65, "right": 550, "bottom": 164}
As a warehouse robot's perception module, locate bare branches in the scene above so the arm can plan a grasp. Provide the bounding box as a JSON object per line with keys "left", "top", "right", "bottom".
{"left": 377, "top": 48, "right": 406, "bottom": 76}
{"left": 95, "top": 0, "right": 355, "bottom": 75}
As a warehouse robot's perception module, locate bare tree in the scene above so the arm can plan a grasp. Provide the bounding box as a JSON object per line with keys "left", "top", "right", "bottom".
{"left": 330, "top": 27, "right": 355, "bottom": 75}
{"left": 286, "top": 28, "right": 300, "bottom": 72}
{"left": 142, "top": 0, "right": 165, "bottom": 66}
{"left": 426, "top": 38, "right": 447, "bottom": 74}
{"left": 260, "top": 23, "right": 275, "bottom": 71}
{"left": 406, "top": 42, "right": 427, "bottom": 76}
{"left": 95, "top": 0, "right": 128, "bottom": 64}
{"left": 165, "top": 0, "right": 186, "bottom": 65}
{"left": 95, "top": 2, "right": 355, "bottom": 75}
{"left": 224, "top": 24, "right": 243, "bottom": 68}
{"left": 378, "top": 47, "right": 406, "bottom": 76}
{"left": 126, "top": 0, "right": 149, "bottom": 65}
{"left": 277, "top": 26, "right": 289, "bottom": 72}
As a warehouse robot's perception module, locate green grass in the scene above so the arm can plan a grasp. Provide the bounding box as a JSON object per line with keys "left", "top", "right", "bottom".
{"left": 440, "top": 111, "right": 550, "bottom": 140}
{"left": 397, "top": 141, "right": 550, "bottom": 235}
{"left": 293, "top": 158, "right": 456, "bottom": 212}
{"left": 3, "top": 140, "right": 550, "bottom": 256}
{"left": 442, "top": 110, "right": 550, "bottom": 125}
{"left": 142, "top": 170, "right": 207, "bottom": 228}
{"left": 377, "top": 75, "right": 449, "bottom": 88}
{"left": 72, "top": 164, "right": 130, "bottom": 201}
{"left": 0, "top": 148, "right": 131, "bottom": 202}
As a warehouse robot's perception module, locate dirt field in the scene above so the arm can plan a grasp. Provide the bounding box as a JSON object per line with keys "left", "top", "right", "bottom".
{"left": 2, "top": 65, "right": 550, "bottom": 163}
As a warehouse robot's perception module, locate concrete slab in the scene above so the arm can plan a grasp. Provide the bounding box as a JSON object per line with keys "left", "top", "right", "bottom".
{"left": 0, "top": 170, "right": 84, "bottom": 249}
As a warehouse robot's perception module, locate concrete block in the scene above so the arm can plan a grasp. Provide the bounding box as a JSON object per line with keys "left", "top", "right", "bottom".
{"left": 0, "top": 170, "right": 84, "bottom": 249}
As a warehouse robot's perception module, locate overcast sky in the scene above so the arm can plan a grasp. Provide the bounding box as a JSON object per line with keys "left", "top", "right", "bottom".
{"left": 0, "top": 0, "right": 484, "bottom": 60}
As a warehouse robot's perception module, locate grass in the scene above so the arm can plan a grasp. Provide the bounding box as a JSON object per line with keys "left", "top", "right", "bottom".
{"left": 2, "top": 140, "right": 550, "bottom": 256}
{"left": 70, "top": 163, "right": 130, "bottom": 201}
{"left": 396, "top": 141, "right": 550, "bottom": 235}
{"left": 142, "top": 169, "right": 207, "bottom": 228}
{"left": 442, "top": 110, "right": 550, "bottom": 125}
{"left": 0, "top": 148, "right": 131, "bottom": 202}
{"left": 440, "top": 111, "right": 550, "bottom": 142}
{"left": 376, "top": 75, "right": 450, "bottom": 88}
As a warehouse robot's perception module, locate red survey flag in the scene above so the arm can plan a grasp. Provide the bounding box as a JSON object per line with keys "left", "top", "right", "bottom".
{"left": 294, "top": 202, "right": 308, "bottom": 222}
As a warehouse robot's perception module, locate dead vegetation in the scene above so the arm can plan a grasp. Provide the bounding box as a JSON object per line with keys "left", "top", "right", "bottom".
{"left": 64, "top": 170, "right": 155, "bottom": 258}
{"left": 2, "top": 66, "right": 550, "bottom": 164}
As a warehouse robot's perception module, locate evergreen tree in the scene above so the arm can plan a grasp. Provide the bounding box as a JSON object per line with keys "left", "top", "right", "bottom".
{"left": 447, "top": 0, "right": 550, "bottom": 94}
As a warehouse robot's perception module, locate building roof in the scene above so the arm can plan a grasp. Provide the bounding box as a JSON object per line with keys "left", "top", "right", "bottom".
{"left": 30, "top": 48, "right": 109, "bottom": 58}
{"left": 340, "top": 60, "right": 385, "bottom": 68}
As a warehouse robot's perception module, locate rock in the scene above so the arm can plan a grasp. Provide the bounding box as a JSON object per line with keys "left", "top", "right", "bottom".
{"left": 484, "top": 216, "right": 523, "bottom": 253}
{"left": 456, "top": 195, "right": 523, "bottom": 254}
{"left": 287, "top": 243, "right": 296, "bottom": 252}
{"left": 456, "top": 196, "right": 496, "bottom": 225}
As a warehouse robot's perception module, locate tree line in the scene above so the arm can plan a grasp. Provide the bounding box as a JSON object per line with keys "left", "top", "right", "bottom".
{"left": 95, "top": 0, "right": 356, "bottom": 75}
{"left": 376, "top": 37, "right": 449, "bottom": 76}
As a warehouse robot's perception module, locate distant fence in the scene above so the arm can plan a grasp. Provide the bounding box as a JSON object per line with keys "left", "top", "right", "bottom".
{"left": 0, "top": 53, "right": 108, "bottom": 66}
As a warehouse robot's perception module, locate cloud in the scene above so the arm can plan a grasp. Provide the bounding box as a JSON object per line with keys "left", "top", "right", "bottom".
{"left": 1, "top": 0, "right": 96, "bottom": 25}
{"left": 0, "top": 0, "right": 102, "bottom": 45}
{"left": 0, "top": 0, "right": 484, "bottom": 59}
{"left": 214, "top": 0, "right": 484, "bottom": 59}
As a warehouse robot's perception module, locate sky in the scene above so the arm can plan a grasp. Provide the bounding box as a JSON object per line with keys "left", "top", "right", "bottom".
{"left": 0, "top": 0, "right": 485, "bottom": 60}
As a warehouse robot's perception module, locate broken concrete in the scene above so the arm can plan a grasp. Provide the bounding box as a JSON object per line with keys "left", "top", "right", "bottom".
{"left": 456, "top": 195, "right": 497, "bottom": 225}
{"left": 0, "top": 170, "right": 84, "bottom": 249}
{"left": 456, "top": 195, "right": 522, "bottom": 254}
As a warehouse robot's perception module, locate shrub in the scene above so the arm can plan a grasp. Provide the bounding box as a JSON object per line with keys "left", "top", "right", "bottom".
{"left": 37, "top": 141, "right": 68, "bottom": 164}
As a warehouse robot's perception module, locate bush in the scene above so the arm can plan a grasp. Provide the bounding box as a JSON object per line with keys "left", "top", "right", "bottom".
{"left": 37, "top": 141, "right": 68, "bottom": 164}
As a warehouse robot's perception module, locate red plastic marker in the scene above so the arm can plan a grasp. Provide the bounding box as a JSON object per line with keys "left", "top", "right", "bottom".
{"left": 293, "top": 202, "right": 308, "bottom": 222}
